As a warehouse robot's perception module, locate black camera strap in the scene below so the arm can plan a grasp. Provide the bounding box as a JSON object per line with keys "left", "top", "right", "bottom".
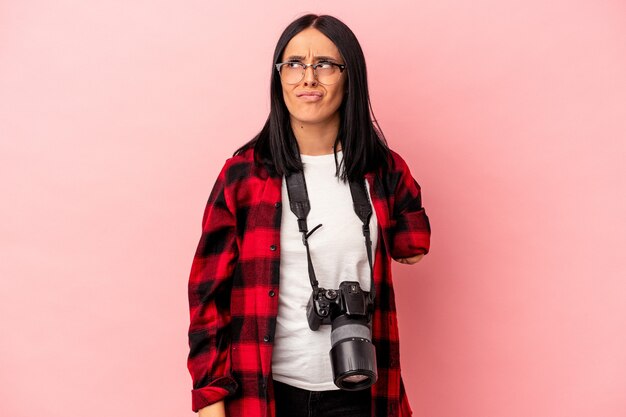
{"left": 348, "top": 180, "right": 376, "bottom": 301}
{"left": 285, "top": 169, "right": 376, "bottom": 301}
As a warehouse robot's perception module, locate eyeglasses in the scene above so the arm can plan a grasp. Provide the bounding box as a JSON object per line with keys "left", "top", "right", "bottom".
{"left": 275, "top": 61, "right": 346, "bottom": 85}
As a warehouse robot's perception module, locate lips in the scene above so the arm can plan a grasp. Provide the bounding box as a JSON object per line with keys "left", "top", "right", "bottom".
{"left": 296, "top": 91, "right": 323, "bottom": 102}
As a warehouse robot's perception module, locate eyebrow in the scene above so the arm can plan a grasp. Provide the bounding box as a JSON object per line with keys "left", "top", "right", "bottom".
{"left": 285, "top": 55, "right": 340, "bottom": 62}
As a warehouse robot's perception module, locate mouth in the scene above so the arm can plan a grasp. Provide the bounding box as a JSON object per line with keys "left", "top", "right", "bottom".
{"left": 296, "top": 91, "right": 323, "bottom": 102}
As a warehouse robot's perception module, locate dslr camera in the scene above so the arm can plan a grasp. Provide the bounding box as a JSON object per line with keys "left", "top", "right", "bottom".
{"left": 306, "top": 281, "right": 377, "bottom": 391}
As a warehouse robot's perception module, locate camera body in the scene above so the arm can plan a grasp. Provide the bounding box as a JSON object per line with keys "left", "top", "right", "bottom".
{"left": 306, "top": 281, "right": 378, "bottom": 391}
{"left": 307, "top": 281, "right": 374, "bottom": 330}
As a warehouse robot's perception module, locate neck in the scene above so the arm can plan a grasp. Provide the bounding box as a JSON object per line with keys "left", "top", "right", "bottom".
{"left": 290, "top": 113, "right": 342, "bottom": 156}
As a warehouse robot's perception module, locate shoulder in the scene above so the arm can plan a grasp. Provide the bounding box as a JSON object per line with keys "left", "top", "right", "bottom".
{"left": 368, "top": 147, "right": 412, "bottom": 183}
{"left": 386, "top": 148, "right": 411, "bottom": 174}
{"left": 372, "top": 148, "right": 421, "bottom": 200}
{"left": 219, "top": 147, "right": 265, "bottom": 184}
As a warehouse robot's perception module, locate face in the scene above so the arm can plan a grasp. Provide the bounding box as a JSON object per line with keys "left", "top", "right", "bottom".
{"left": 279, "top": 27, "right": 346, "bottom": 125}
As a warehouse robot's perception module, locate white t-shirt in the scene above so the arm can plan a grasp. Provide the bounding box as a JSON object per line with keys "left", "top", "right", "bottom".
{"left": 271, "top": 150, "right": 378, "bottom": 391}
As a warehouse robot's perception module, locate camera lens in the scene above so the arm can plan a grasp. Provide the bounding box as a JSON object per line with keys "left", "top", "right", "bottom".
{"left": 343, "top": 374, "right": 369, "bottom": 383}
{"left": 329, "top": 315, "right": 377, "bottom": 391}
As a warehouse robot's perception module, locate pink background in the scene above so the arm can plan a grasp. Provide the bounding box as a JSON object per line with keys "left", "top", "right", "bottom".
{"left": 1, "top": 1, "right": 625, "bottom": 416}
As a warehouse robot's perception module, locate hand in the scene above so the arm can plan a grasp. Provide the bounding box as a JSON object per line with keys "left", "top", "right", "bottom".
{"left": 198, "top": 401, "right": 226, "bottom": 417}
{"left": 393, "top": 254, "right": 424, "bottom": 265}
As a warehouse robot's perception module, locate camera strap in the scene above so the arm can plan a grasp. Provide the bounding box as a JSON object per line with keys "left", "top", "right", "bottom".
{"left": 285, "top": 169, "right": 376, "bottom": 301}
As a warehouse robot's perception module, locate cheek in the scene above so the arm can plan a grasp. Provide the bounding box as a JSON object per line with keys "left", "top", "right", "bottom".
{"left": 281, "top": 87, "right": 297, "bottom": 110}
{"left": 326, "top": 89, "right": 345, "bottom": 110}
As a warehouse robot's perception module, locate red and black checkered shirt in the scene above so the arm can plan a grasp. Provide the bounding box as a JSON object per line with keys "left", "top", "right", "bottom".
{"left": 187, "top": 147, "right": 431, "bottom": 416}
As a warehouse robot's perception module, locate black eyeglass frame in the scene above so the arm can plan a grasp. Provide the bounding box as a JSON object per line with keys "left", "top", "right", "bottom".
{"left": 274, "top": 62, "right": 347, "bottom": 85}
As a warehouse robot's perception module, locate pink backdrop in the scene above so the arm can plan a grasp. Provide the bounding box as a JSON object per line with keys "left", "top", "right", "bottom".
{"left": 1, "top": 1, "right": 625, "bottom": 416}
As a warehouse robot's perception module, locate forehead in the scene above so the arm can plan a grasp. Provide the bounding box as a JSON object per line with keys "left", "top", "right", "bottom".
{"left": 281, "top": 27, "right": 341, "bottom": 61}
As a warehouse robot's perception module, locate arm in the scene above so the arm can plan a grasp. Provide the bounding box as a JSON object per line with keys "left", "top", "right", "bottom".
{"left": 394, "top": 254, "right": 425, "bottom": 265}
{"left": 198, "top": 401, "right": 226, "bottom": 417}
{"left": 187, "top": 161, "right": 239, "bottom": 412}
{"left": 387, "top": 151, "right": 431, "bottom": 262}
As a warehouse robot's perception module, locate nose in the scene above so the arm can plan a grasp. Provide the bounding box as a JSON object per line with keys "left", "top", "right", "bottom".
{"left": 303, "top": 64, "right": 317, "bottom": 86}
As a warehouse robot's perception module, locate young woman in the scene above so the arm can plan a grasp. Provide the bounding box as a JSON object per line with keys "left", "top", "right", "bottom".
{"left": 187, "top": 14, "right": 431, "bottom": 417}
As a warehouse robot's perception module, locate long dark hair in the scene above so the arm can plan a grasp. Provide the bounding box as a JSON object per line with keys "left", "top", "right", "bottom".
{"left": 233, "top": 14, "right": 391, "bottom": 182}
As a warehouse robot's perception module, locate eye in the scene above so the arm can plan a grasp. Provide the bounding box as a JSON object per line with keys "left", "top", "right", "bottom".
{"left": 317, "top": 62, "right": 334, "bottom": 69}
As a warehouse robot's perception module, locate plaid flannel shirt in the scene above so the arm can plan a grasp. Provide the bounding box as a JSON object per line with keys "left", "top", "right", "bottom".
{"left": 187, "top": 147, "right": 431, "bottom": 416}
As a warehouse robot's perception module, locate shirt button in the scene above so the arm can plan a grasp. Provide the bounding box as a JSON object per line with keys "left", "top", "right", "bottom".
{"left": 270, "top": 244, "right": 276, "bottom": 251}
{"left": 263, "top": 335, "right": 270, "bottom": 342}
{"left": 274, "top": 202, "right": 281, "bottom": 208}
{"left": 269, "top": 290, "right": 275, "bottom": 297}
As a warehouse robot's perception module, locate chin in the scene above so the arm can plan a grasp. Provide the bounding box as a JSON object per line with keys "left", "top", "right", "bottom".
{"left": 295, "top": 116, "right": 325, "bottom": 124}
{"left": 292, "top": 111, "right": 335, "bottom": 124}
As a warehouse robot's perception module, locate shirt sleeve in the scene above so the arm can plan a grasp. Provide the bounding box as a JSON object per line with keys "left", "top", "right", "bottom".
{"left": 388, "top": 151, "right": 431, "bottom": 259}
{"left": 187, "top": 160, "right": 239, "bottom": 412}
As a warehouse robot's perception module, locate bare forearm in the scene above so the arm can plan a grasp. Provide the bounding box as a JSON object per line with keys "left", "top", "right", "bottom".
{"left": 198, "top": 401, "right": 226, "bottom": 417}
{"left": 394, "top": 254, "right": 425, "bottom": 264}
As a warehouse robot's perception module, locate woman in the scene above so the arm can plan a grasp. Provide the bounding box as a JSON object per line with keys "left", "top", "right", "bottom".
{"left": 187, "top": 14, "right": 431, "bottom": 417}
